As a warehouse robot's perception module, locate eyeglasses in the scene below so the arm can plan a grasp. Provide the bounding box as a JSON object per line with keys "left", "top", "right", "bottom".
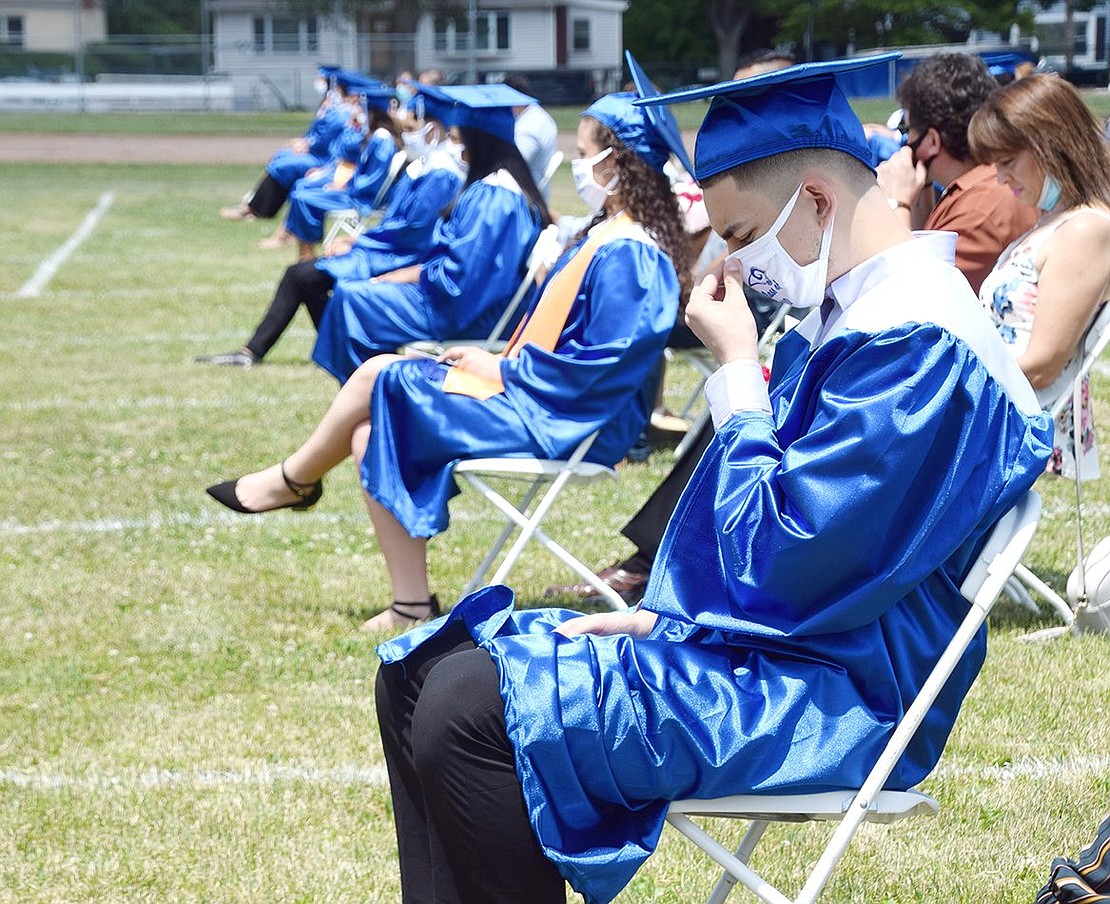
{"left": 896, "top": 117, "right": 911, "bottom": 137}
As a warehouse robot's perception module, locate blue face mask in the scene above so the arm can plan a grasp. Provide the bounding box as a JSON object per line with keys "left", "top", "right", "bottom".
{"left": 1038, "top": 173, "right": 1062, "bottom": 212}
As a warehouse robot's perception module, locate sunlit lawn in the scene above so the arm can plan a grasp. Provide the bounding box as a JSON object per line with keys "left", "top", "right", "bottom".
{"left": 0, "top": 156, "right": 1107, "bottom": 902}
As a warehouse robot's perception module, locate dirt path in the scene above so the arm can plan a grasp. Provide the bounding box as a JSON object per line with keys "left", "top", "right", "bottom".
{"left": 0, "top": 131, "right": 588, "bottom": 164}
{"left": 0, "top": 130, "right": 688, "bottom": 165}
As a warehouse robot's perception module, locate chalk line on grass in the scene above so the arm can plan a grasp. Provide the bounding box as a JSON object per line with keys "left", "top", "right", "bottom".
{"left": 2, "top": 755, "right": 1105, "bottom": 795}
{"left": 0, "top": 509, "right": 343, "bottom": 537}
{"left": 15, "top": 190, "right": 116, "bottom": 299}
{"left": 0, "top": 763, "right": 388, "bottom": 792}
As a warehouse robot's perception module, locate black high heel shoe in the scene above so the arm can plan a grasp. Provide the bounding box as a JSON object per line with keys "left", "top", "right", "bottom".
{"left": 206, "top": 461, "right": 323, "bottom": 514}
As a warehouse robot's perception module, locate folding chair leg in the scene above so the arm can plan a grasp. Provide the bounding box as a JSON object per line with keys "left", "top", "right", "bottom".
{"left": 1012, "top": 563, "right": 1076, "bottom": 626}
{"left": 460, "top": 479, "right": 544, "bottom": 597}
{"left": 706, "top": 820, "right": 770, "bottom": 904}
{"left": 675, "top": 409, "right": 711, "bottom": 460}
{"left": 667, "top": 814, "right": 793, "bottom": 904}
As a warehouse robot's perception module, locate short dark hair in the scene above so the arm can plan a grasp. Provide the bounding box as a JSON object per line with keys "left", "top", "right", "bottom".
{"left": 706, "top": 147, "right": 874, "bottom": 204}
{"left": 735, "top": 48, "right": 797, "bottom": 72}
{"left": 897, "top": 53, "right": 997, "bottom": 162}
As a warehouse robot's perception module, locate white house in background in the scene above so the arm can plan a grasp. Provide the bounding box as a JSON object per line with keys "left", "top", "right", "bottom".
{"left": 0, "top": 0, "right": 106, "bottom": 52}
{"left": 1031, "top": 0, "right": 1109, "bottom": 82}
{"left": 414, "top": 0, "right": 629, "bottom": 102}
{"left": 207, "top": 0, "right": 357, "bottom": 110}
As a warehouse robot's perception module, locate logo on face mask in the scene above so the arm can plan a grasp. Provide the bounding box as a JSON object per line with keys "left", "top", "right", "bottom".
{"left": 726, "top": 183, "right": 834, "bottom": 309}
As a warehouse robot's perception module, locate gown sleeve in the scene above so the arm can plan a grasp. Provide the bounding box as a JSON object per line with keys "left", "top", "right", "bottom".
{"left": 499, "top": 238, "right": 678, "bottom": 452}
{"left": 645, "top": 324, "right": 1054, "bottom": 636}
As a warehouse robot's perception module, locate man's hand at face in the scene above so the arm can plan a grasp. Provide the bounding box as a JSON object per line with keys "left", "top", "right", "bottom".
{"left": 876, "top": 145, "right": 927, "bottom": 210}
{"left": 685, "top": 259, "right": 760, "bottom": 364}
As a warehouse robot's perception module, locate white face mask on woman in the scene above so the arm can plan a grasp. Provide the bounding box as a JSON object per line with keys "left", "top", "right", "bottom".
{"left": 726, "top": 183, "right": 834, "bottom": 309}
{"left": 571, "top": 147, "right": 619, "bottom": 213}
{"left": 402, "top": 123, "right": 437, "bottom": 161}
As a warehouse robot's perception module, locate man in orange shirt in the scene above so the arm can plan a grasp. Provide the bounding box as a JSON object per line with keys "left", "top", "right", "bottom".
{"left": 877, "top": 52, "right": 1038, "bottom": 294}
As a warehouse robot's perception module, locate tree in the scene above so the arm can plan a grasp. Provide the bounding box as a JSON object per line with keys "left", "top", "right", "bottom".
{"left": 707, "top": 0, "right": 761, "bottom": 79}
{"left": 105, "top": 0, "right": 200, "bottom": 34}
{"left": 763, "top": 0, "right": 1035, "bottom": 56}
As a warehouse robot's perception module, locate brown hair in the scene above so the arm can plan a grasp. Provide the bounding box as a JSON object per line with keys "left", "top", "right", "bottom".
{"left": 581, "top": 118, "right": 692, "bottom": 299}
{"left": 968, "top": 74, "right": 1110, "bottom": 209}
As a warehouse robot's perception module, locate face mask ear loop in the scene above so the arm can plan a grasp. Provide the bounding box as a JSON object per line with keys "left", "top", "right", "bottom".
{"left": 762, "top": 183, "right": 805, "bottom": 240}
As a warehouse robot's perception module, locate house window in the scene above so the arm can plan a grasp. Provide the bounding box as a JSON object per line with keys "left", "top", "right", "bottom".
{"left": 0, "top": 15, "right": 24, "bottom": 47}
{"left": 572, "top": 17, "right": 590, "bottom": 52}
{"left": 434, "top": 11, "right": 510, "bottom": 53}
{"left": 251, "top": 15, "right": 320, "bottom": 54}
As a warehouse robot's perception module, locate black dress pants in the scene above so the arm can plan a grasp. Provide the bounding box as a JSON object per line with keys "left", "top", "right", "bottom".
{"left": 375, "top": 620, "right": 565, "bottom": 904}
{"left": 244, "top": 261, "right": 335, "bottom": 359}
{"left": 246, "top": 173, "right": 289, "bottom": 219}
{"left": 621, "top": 417, "right": 713, "bottom": 561}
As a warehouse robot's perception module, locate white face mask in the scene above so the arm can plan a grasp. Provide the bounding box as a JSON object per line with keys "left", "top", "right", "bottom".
{"left": 571, "top": 147, "right": 619, "bottom": 213}
{"left": 727, "top": 183, "right": 834, "bottom": 309}
{"left": 441, "top": 139, "right": 468, "bottom": 175}
{"left": 402, "top": 123, "right": 437, "bottom": 161}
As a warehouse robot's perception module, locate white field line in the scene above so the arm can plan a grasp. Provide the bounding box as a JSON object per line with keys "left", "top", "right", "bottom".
{"left": 15, "top": 190, "right": 116, "bottom": 298}
{"left": 1, "top": 755, "right": 1105, "bottom": 795}
{"left": 0, "top": 763, "right": 387, "bottom": 792}
{"left": 0, "top": 509, "right": 344, "bottom": 536}
{"left": 0, "top": 391, "right": 320, "bottom": 413}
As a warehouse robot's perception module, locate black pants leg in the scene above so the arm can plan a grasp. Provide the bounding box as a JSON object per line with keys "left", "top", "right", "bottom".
{"left": 244, "top": 262, "right": 335, "bottom": 360}
{"left": 246, "top": 173, "right": 289, "bottom": 219}
{"left": 620, "top": 417, "right": 714, "bottom": 562}
{"left": 375, "top": 624, "right": 565, "bottom": 904}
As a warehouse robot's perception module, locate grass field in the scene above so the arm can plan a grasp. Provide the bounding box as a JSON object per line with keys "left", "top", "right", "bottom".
{"left": 1, "top": 156, "right": 1108, "bottom": 903}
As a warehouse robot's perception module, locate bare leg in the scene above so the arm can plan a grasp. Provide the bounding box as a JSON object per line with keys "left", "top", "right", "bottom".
{"left": 230, "top": 354, "right": 404, "bottom": 511}
{"left": 353, "top": 419, "right": 435, "bottom": 632}
{"left": 296, "top": 239, "right": 317, "bottom": 263}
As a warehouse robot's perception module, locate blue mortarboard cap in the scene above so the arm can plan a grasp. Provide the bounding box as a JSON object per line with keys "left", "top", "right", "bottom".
{"left": 317, "top": 65, "right": 340, "bottom": 83}
{"left": 582, "top": 93, "right": 670, "bottom": 172}
{"left": 638, "top": 53, "right": 900, "bottom": 182}
{"left": 624, "top": 51, "right": 694, "bottom": 175}
{"left": 409, "top": 83, "right": 450, "bottom": 124}
{"left": 335, "top": 70, "right": 382, "bottom": 93}
{"left": 433, "top": 83, "right": 536, "bottom": 144}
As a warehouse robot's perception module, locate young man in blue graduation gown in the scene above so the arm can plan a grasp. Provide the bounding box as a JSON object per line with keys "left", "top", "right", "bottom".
{"left": 372, "top": 54, "right": 1054, "bottom": 904}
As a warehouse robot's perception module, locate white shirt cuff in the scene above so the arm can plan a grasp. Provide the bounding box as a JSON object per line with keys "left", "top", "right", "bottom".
{"left": 705, "top": 358, "right": 771, "bottom": 429}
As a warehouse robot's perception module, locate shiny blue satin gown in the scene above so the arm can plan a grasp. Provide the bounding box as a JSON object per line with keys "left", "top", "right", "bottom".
{"left": 315, "top": 159, "right": 464, "bottom": 283}
{"left": 265, "top": 104, "right": 351, "bottom": 188}
{"left": 379, "top": 237, "right": 1054, "bottom": 903}
{"left": 363, "top": 231, "right": 680, "bottom": 538}
{"left": 312, "top": 173, "right": 543, "bottom": 383}
{"left": 284, "top": 128, "right": 399, "bottom": 243}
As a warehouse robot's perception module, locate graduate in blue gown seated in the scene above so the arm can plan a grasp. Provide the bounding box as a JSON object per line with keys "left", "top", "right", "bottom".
{"left": 195, "top": 112, "right": 467, "bottom": 368}
{"left": 204, "top": 88, "right": 688, "bottom": 638}
{"left": 311, "top": 83, "right": 553, "bottom": 384}
{"left": 351, "top": 57, "right": 1051, "bottom": 904}
{"left": 219, "top": 67, "right": 359, "bottom": 222}
{"left": 282, "top": 82, "right": 403, "bottom": 262}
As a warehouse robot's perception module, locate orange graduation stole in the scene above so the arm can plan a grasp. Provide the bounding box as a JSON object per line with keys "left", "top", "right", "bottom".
{"left": 443, "top": 212, "right": 637, "bottom": 400}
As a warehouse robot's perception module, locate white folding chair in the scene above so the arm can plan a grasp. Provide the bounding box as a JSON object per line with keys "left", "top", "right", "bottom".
{"left": 538, "top": 150, "right": 564, "bottom": 194}
{"left": 406, "top": 223, "right": 558, "bottom": 356}
{"left": 1006, "top": 302, "right": 1110, "bottom": 634}
{"left": 453, "top": 430, "right": 627, "bottom": 610}
{"left": 664, "top": 489, "right": 1043, "bottom": 904}
{"left": 666, "top": 300, "right": 792, "bottom": 459}
{"left": 322, "top": 148, "right": 409, "bottom": 250}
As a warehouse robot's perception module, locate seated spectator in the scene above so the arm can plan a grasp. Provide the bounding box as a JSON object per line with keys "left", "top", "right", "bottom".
{"left": 969, "top": 73, "right": 1110, "bottom": 478}
{"left": 878, "top": 52, "right": 1038, "bottom": 295}
{"left": 205, "top": 90, "right": 687, "bottom": 637}
{"left": 311, "top": 83, "right": 551, "bottom": 384}
{"left": 280, "top": 84, "right": 402, "bottom": 262}
{"left": 219, "top": 69, "right": 362, "bottom": 223}
{"left": 370, "top": 55, "right": 1052, "bottom": 903}
{"left": 195, "top": 110, "right": 465, "bottom": 369}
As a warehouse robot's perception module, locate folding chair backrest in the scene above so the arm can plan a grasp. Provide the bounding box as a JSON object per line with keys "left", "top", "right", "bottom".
{"left": 480, "top": 223, "right": 559, "bottom": 350}
{"left": 369, "top": 148, "right": 410, "bottom": 211}
{"left": 665, "top": 490, "right": 1042, "bottom": 904}
{"left": 792, "top": 489, "right": 1042, "bottom": 900}
{"left": 538, "top": 150, "right": 564, "bottom": 193}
